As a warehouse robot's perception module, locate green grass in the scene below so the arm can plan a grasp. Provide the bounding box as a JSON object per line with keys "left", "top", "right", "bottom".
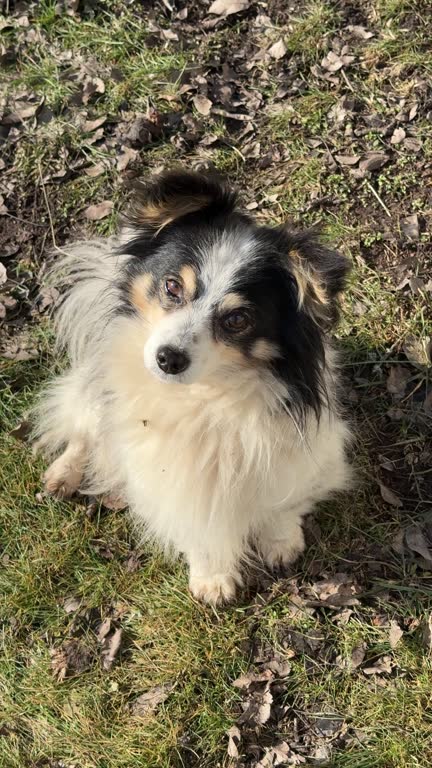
{"left": 2, "top": 0, "right": 432, "bottom": 766}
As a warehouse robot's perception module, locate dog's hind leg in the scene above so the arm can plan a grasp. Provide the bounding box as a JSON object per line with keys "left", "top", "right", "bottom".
{"left": 43, "top": 438, "right": 87, "bottom": 498}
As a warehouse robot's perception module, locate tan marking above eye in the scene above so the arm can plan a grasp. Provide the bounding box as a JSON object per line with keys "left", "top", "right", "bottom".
{"left": 251, "top": 339, "right": 281, "bottom": 361}
{"left": 219, "top": 292, "right": 250, "bottom": 312}
{"left": 179, "top": 264, "right": 197, "bottom": 299}
{"left": 130, "top": 273, "right": 167, "bottom": 323}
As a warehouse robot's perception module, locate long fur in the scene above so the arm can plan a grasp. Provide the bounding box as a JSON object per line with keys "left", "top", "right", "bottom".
{"left": 33, "top": 171, "right": 352, "bottom": 604}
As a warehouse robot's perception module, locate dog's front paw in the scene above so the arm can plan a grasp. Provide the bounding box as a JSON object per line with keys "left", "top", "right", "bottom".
{"left": 259, "top": 528, "right": 305, "bottom": 571}
{"left": 43, "top": 455, "right": 82, "bottom": 499}
{"left": 189, "top": 572, "right": 238, "bottom": 605}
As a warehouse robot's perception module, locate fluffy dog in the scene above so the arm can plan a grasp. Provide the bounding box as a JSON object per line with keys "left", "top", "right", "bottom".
{"left": 34, "top": 170, "right": 351, "bottom": 604}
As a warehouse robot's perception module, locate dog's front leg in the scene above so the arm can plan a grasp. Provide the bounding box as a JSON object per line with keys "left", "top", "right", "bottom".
{"left": 257, "top": 503, "right": 307, "bottom": 570}
{"left": 187, "top": 548, "right": 243, "bottom": 606}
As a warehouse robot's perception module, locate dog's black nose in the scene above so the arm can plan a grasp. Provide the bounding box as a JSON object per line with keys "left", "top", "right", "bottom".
{"left": 156, "top": 346, "right": 190, "bottom": 375}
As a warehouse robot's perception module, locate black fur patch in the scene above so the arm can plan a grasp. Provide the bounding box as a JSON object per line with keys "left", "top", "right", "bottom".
{"left": 117, "top": 171, "right": 350, "bottom": 423}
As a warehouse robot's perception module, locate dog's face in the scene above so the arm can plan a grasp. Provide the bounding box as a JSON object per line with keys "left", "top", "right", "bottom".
{"left": 119, "top": 170, "right": 349, "bottom": 420}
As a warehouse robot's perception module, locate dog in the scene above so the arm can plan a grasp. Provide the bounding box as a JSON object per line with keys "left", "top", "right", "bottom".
{"left": 34, "top": 169, "right": 351, "bottom": 605}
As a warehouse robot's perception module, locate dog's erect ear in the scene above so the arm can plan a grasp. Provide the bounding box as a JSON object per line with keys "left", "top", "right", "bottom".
{"left": 283, "top": 228, "right": 351, "bottom": 328}
{"left": 126, "top": 169, "right": 237, "bottom": 233}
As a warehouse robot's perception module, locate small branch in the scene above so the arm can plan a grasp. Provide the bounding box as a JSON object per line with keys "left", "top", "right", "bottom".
{"left": 363, "top": 179, "right": 391, "bottom": 218}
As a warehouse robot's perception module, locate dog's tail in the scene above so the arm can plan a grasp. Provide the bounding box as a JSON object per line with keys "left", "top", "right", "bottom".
{"left": 43, "top": 238, "right": 126, "bottom": 365}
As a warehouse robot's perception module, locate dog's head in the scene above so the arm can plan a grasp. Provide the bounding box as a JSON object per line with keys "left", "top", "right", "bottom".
{"left": 118, "top": 169, "right": 350, "bottom": 419}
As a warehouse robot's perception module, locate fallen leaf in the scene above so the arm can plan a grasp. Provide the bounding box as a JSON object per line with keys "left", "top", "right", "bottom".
{"left": 386, "top": 365, "right": 410, "bottom": 398}
{"left": 227, "top": 725, "right": 241, "bottom": 758}
{"left": 403, "top": 334, "right": 431, "bottom": 368}
{"left": 405, "top": 525, "right": 432, "bottom": 565}
{"left": 350, "top": 643, "right": 367, "bottom": 669}
{"left": 130, "top": 682, "right": 174, "bottom": 716}
{"left": 321, "top": 50, "right": 355, "bottom": 72}
{"left": 101, "top": 627, "right": 122, "bottom": 671}
{"left": 50, "top": 640, "right": 93, "bottom": 681}
{"left": 83, "top": 115, "right": 107, "bottom": 133}
{"left": 391, "top": 127, "right": 406, "bottom": 145}
{"left": 359, "top": 152, "right": 389, "bottom": 172}
{"left": 335, "top": 154, "right": 360, "bottom": 166}
{"left": 192, "top": 94, "right": 212, "bottom": 116}
{"left": 389, "top": 620, "right": 403, "bottom": 649}
{"left": 208, "top": 0, "right": 249, "bottom": 16}
{"left": 63, "top": 596, "right": 81, "bottom": 614}
{"left": 363, "top": 655, "right": 393, "bottom": 675}
{"left": 0, "top": 263, "right": 7, "bottom": 285}
{"left": 97, "top": 618, "right": 112, "bottom": 641}
{"left": 9, "top": 420, "right": 32, "bottom": 442}
{"left": 379, "top": 482, "right": 403, "bottom": 508}
{"left": 421, "top": 614, "right": 432, "bottom": 654}
{"left": 82, "top": 76, "right": 105, "bottom": 105}
{"left": 84, "top": 201, "right": 114, "bottom": 221}
{"left": 401, "top": 214, "right": 419, "bottom": 241}
{"left": 257, "top": 742, "right": 305, "bottom": 767}
{"left": 346, "top": 25, "right": 374, "bottom": 39}
{"left": 84, "top": 162, "right": 106, "bottom": 178}
{"left": 36, "top": 286, "right": 60, "bottom": 313}
{"left": 117, "top": 145, "right": 138, "bottom": 172}
{"left": 268, "top": 39, "right": 287, "bottom": 60}
{"left": 233, "top": 669, "right": 273, "bottom": 689}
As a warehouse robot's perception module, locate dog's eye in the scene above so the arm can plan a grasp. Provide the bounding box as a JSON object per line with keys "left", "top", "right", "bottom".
{"left": 165, "top": 279, "right": 183, "bottom": 301}
{"left": 221, "top": 310, "right": 251, "bottom": 333}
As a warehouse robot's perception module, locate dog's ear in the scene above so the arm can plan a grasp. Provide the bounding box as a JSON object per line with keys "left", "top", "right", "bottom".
{"left": 126, "top": 169, "right": 237, "bottom": 233}
{"left": 283, "top": 228, "right": 351, "bottom": 328}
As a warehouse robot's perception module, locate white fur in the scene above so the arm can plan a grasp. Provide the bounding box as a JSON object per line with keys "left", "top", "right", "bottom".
{"left": 34, "top": 234, "right": 351, "bottom": 604}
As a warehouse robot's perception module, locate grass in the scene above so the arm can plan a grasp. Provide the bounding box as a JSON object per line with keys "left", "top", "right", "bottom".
{"left": 1, "top": 1, "right": 432, "bottom": 766}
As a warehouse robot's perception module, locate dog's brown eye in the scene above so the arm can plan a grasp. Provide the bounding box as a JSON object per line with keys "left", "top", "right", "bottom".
{"left": 165, "top": 279, "right": 183, "bottom": 301}
{"left": 222, "top": 310, "right": 251, "bottom": 333}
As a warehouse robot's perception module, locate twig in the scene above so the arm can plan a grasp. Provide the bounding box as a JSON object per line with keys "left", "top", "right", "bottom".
{"left": 341, "top": 68, "right": 354, "bottom": 92}
{"left": 363, "top": 179, "right": 392, "bottom": 218}
{"left": 38, "top": 162, "right": 57, "bottom": 248}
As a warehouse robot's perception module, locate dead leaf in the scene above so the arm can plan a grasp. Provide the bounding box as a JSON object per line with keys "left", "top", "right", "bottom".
{"left": 400, "top": 214, "right": 419, "bottom": 241}
{"left": 421, "top": 614, "right": 432, "bottom": 654}
{"left": 50, "top": 640, "right": 93, "bottom": 681}
{"left": 359, "top": 152, "right": 389, "bottom": 172}
{"left": 363, "top": 655, "right": 393, "bottom": 675}
{"left": 350, "top": 643, "right": 367, "bottom": 669}
{"left": 379, "top": 482, "right": 403, "bottom": 508}
{"left": 403, "top": 334, "right": 431, "bottom": 368}
{"left": 192, "top": 94, "right": 212, "bottom": 116}
{"left": 82, "top": 76, "right": 105, "bottom": 105}
{"left": 36, "top": 286, "right": 60, "bottom": 313}
{"left": 208, "top": 0, "right": 249, "bottom": 16}
{"left": 386, "top": 365, "right": 410, "bottom": 398}
{"left": 0, "top": 263, "right": 7, "bottom": 285}
{"left": 268, "top": 39, "right": 287, "bottom": 60}
{"left": 117, "top": 145, "right": 138, "bottom": 172}
{"left": 97, "top": 618, "right": 111, "bottom": 641}
{"left": 405, "top": 525, "right": 432, "bottom": 565}
{"left": 227, "top": 725, "right": 241, "bottom": 758}
{"left": 389, "top": 620, "right": 403, "bottom": 649}
{"left": 63, "top": 596, "right": 81, "bottom": 614}
{"left": 403, "top": 136, "right": 422, "bottom": 152}
{"left": 84, "top": 162, "right": 106, "bottom": 178}
{"left": 233, "top": 669, "right": 273, "bottom": 689}
{"left": 335, "top": 154, "right": 360, "bottom": 166}
{"left": 130, "top": 682, "right": 174, "bottom": 716}
{"left": 391, "top": 127, "right": 406, "bottom": 145}
{"left": 83, "top": 115, "right": 107, "bottom": 132}
{"left": 101, "top": 627, "right": 122, "bottom": 671}
{"left": 10, "top": 420, "right": 32, "bottom": 441}
{"left": 321, "top": 50, "right": 355, "bottom": 72}
{"left": 346, "top": 25, "right": 374, "bottom": 39}
{"left": 257, "top": 742, "right": 306, "bottom": 767}
{"left": 84, "top": 201, "right": 114, "bottom": 221}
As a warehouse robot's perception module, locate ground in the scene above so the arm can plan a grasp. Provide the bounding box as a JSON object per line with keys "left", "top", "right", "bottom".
{"left": 1, "top": 1, "right": 432, "bottom": 767}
